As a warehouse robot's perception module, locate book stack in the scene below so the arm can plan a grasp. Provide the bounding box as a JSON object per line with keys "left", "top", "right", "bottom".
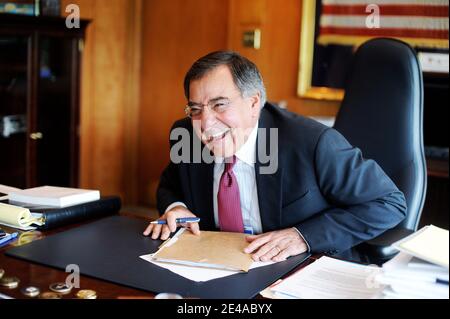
{"left": 0, "top": 185, "right": 121, "bottom": 230}
{"left": 375, "top": 225, "right": 449, "bottom": 299}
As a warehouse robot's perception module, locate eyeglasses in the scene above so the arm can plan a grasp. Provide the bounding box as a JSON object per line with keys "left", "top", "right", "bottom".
{"left": 184, "top": 96, "right": 240, "bottom": 118}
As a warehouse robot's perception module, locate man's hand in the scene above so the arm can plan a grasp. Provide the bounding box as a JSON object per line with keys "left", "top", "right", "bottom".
{"left": 244, "top": 228, "right": 308, "bottom": 262}
{"left": 143, "top": 205, "right": 200, "bottom": 240}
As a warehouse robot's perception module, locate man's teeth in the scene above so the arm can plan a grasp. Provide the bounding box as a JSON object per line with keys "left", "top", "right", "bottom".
{"left": 211, "top": 129, "right": 230, "bottom": 138}
{"left": 205, "top": 128, "right": 230, "bottom": 142}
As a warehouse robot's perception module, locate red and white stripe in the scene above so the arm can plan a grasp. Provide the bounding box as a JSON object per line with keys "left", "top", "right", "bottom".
{"left": 318, "top": 0, "right": 449, "bottom": 47}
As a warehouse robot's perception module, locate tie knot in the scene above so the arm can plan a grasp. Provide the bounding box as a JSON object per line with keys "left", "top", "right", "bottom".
{"left": 224, "top": 155, "right": 237, "bottom": 172}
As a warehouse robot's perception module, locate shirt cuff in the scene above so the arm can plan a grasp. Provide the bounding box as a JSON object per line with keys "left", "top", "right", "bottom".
{"left": 164, "top": 202, "right": 187, "bottom": 214}
{"left": 292, "top": 227, "right": 311, "bottom": 253}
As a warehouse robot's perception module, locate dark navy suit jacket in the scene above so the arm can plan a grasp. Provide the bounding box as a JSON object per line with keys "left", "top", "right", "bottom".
{"left": 157, "top": 103, "right": 407, "bottom": 255}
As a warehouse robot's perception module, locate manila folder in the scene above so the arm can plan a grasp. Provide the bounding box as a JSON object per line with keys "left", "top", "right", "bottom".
{"left": 152, "top": 230, "right": 254, "bottom": 272}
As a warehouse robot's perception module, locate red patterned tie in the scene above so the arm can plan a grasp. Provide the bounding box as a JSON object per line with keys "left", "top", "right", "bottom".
{"left": 218, "top": 155, "right": 244, "bottom": 232}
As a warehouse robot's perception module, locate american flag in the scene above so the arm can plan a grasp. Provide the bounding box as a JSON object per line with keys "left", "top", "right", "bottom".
{"left": 318, "top": 0, "right": 449, "bottom": 49}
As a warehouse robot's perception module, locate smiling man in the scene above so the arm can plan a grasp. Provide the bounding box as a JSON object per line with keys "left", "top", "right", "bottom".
{"left": 143, "top": 51, "right": 407, "bottom": 262}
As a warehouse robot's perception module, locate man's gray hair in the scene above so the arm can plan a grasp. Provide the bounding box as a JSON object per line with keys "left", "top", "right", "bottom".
{"left": 184, "top": 51, "right": 267, "bottom": 107}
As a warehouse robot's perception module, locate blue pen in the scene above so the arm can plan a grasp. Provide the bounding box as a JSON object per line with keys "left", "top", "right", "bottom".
{"left": 436, "top": 278, "right": 449, "bottom": 286}
{"left": 150, "top": 217, "right": 200, "bottom": 224}
{"left": 0, "top": 232, "right": 18, "bottom": 247}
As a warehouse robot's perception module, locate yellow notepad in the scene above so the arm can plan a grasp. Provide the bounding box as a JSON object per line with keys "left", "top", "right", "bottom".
{"left": 152, "top": 228, "right": 254, "bottom": 272}
{"left": 393, "top": 225, "right": 449, "bottom": 269}
{"left": 0, "top": 202, "right": 44, "bottom": 230}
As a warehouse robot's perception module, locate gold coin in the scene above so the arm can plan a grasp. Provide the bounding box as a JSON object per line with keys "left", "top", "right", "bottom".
{"left": 49, "top": 282, "right": 72, "bottom": 294}
{"left": 21, "top": 286, "right": 40, "bottom": 298}
{"left": 0, "top": 268, "right": 4, "bottom": 279}
{"left": 0, "top": 276, "right": 20, "bottom": 289}
{"left": 0, "top": 277, "right": 19, "bottom": 289}
{"left": 40, "top": 291, "right": 62, "bottom": 299}
{"left": 76, "top": 289, "right": 97, "bottom": 299}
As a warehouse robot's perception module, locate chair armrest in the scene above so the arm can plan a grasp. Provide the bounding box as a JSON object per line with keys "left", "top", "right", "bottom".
{"left": 356, "top": 227, "right": 415, "bottom": 264}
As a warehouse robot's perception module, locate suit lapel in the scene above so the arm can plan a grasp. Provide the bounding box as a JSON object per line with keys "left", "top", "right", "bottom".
{"left": 255, "top": 107, "right": 283, "bottom": 232}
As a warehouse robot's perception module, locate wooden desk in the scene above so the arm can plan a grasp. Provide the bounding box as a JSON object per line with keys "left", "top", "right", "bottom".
{"left": 0, "top": 214, "right": 313, "bottom": 299}
{"left": 0, "top": 214, "right": 160, "bottom": 299}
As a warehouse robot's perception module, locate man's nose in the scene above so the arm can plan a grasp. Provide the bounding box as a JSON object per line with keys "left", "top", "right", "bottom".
{"left": 200, "top": 105, "right": 216, "bottom": 128}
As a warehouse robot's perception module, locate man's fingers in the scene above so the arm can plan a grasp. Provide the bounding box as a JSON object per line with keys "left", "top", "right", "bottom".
{"left": 143, "top": 223, "right": 153, "bottom": 236}
{"left": 245, "top": 234, "right": 260, "bottom": 242}
{"left": 151, "top": 224, "right": 162, "bottom": 239}
{"left": 272, "top": 246, "right": 294, "bottom": 262}
{"left": 166, "top": 214, "right": 178, "bottom": 233}
{"left": 244, "top": 234, "right": 271, "bottom": 254}
{"left": 260, "top": 246, "right": 283, "bottom": 262}
{"left": 251, "top": 242, "right": 277, "bottom": 261}
{"left": 160, "top": 225, "right": 172, "bottom": 240}
{"left": 188, "top": 222, "right": 201, "bottom": 235}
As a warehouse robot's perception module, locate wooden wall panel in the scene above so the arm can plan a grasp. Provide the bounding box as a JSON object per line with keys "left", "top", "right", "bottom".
{"left": 228, "top": 0, "right": 340, "bottom": 116}
{"left": 61, "top": 0, "right": 142, "bottom": 203}
{"left": 138, "top": 0, "right": 229, "bottom": 206}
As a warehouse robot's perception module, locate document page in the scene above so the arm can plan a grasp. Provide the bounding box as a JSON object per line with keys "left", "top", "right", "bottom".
{"left": 140, "top": 253, "right": 274, "bottom": 282}
{"left": 271, "top": 256, "right": 384, "bottom": 299}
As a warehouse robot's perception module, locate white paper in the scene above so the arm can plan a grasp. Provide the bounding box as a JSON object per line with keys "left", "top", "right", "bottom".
{"left": 0, "top": 221, "right": 36, "bottom": 231}
{"left": 381, "top": 252, "right": 448, "bottom": 283}
{"left": 8, "top": 186, "right": 100, "bottom": 208}
{"left": 140, "top": 253, "right": 274, "bottom": 282}
{"left": 376, "top": 251, "right": 449, "bottom": 299}
{"left": 0, "top": 184, "right": 22, "bottom": 200}
{"left": 270, "top": 256, "right": 384, "bottom": 299}
{"left": 375, "top": 273, "right": 449, "bottom": 299}
{"left": 0, "top": 184, "right": 22, "bottom": 194}
{"left": 392, "top": 225, "right": 449, "bottom": 269}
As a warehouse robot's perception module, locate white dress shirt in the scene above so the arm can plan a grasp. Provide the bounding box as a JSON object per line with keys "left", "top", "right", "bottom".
{"left": 165, "top": 123, "right": 262, "bottom": 233}
{"left": 213, "top": 123, "right": 262, "bottom": 233}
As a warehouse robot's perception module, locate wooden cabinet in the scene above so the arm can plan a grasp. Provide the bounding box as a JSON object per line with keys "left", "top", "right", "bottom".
{"left": 0, "top": 13, "right": 89, "bottom": 188}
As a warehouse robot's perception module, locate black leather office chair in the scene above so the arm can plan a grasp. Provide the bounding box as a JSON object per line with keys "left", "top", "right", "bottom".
{"left": 333, "top": 38, "right": 427, "bottom": 264}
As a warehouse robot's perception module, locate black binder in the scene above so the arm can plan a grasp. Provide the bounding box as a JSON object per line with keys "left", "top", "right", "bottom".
{"left": 6, "top": 215, "right": 310, "bottom": 299}
{"left": 3, "top": 196, "right": 121, "bottom": 230}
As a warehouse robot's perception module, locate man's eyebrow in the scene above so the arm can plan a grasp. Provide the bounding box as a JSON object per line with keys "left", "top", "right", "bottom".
{"left": 188, "top": 96, "right": 230, "bottom": 106}
{"left": 209, "top": 96, "right": 230, "bottom": 102}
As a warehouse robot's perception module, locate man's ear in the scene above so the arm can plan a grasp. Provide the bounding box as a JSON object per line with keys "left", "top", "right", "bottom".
{"left": 250, "top": 92, "right": 261, "bottom": 117}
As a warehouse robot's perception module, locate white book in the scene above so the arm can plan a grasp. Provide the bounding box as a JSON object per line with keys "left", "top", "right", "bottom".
{"left": 8, "top": 186, "right": 100, "bottom": 208}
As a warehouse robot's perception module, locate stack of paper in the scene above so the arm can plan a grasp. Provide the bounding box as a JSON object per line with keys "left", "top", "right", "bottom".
{"left": 6, "top": 185, "right": 100, "bottom": 208}
{"left": 375, "top": 225, "right": 449, "bottom": 299}
{"left": 261, "top": 256, "right": 385, "bottom": 299}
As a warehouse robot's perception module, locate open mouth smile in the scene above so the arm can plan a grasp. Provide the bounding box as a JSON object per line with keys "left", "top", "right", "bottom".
{"left": 204, "top": 128, "right": 231, "bottom": 144}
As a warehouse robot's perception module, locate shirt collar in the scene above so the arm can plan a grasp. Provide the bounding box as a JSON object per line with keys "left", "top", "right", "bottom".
{"left": 214, "top": 122, "right": 258, "bottom": 167}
